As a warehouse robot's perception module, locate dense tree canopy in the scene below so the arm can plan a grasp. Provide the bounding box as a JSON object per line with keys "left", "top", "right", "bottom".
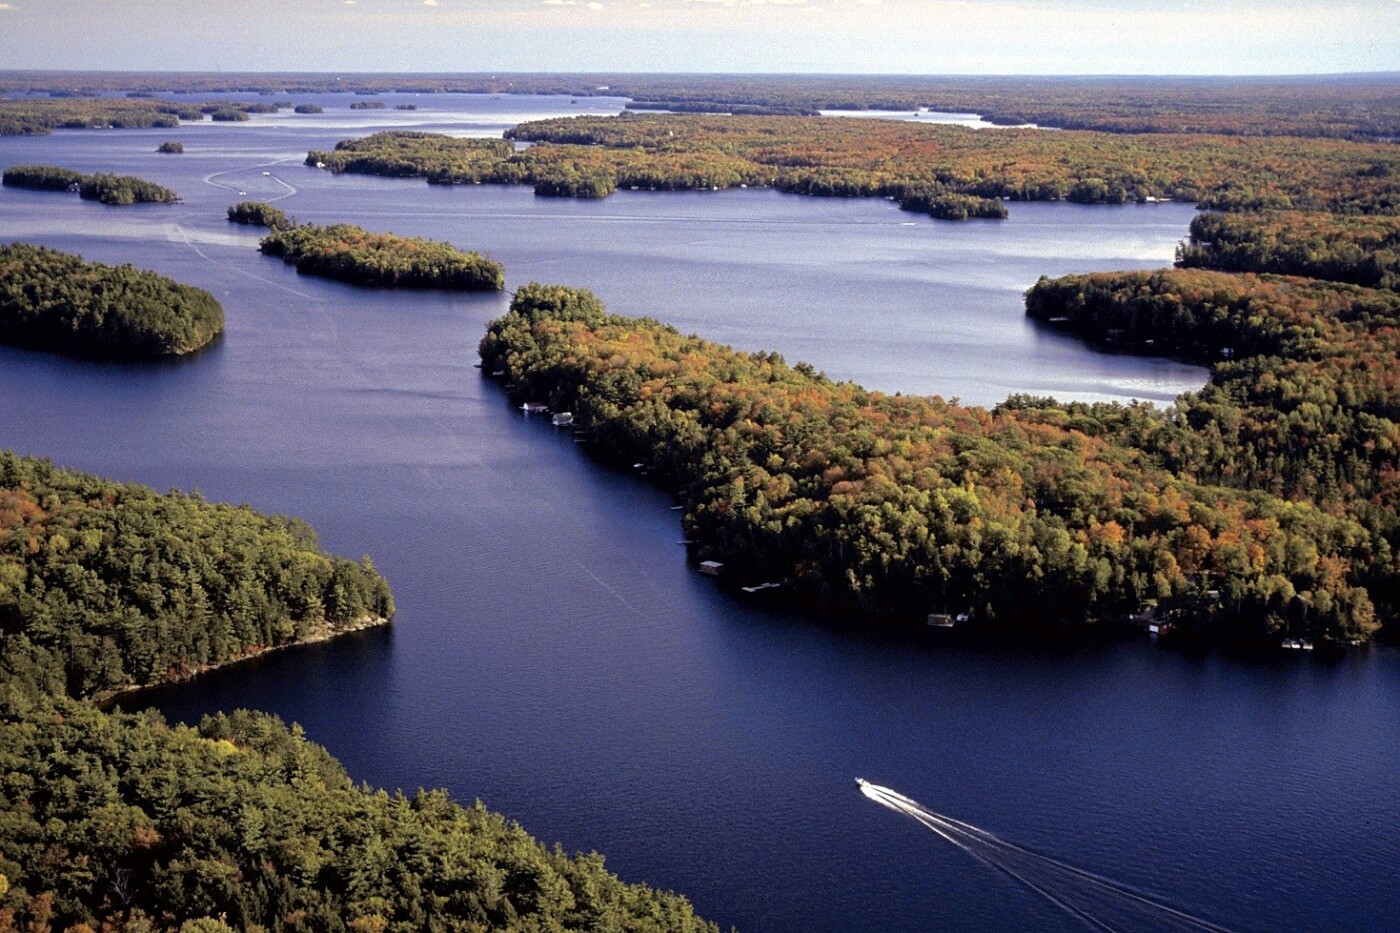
{"left": 0, "top": 694, "right": 717, "bottom": 933}
{"left": 77, "top": 173, "right": 181, "bottom": 206}
{"left": 1178, "top": 211, "right": 1400, "bottom": 291}
{"left": 3, "top": 165, "right": 179, "bottom": 205}
{"left": 0, "top": 243, "right": 223, "bottom": 359}
{"left": 507, "top": 115, "right": 1400, "bottom": 214}
{"left": 1, "top": 164, "right": 84, "bottom": 191}
{"left": 1025, "top": 270, "right": 1400, "bottom": 603}
{"left": 306, "top": 117, "right": 1400, "bottom": 218}
{"left": 0, "top": 451, "right": 394, "bottom": 701}
{"left": 0, "top": 455, "right": 711, "bottom": 932}
{"left": 482, "top": 284, "right": 1387, "bottom": 646}
{"left": 259, "top": 223, "right": 505, "bottom": 290}
{"left": 0, "top": 99, "right": 192, "bottom": 136}
{"left": 227, "top": 201, "right": 294, "bottom": 230}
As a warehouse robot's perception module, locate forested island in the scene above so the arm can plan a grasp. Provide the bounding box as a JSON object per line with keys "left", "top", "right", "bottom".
{"left": 227, "top": 199, "right": 293, "bottom": 230}
{"left": 481, "top": 282, "right": 1390, "bottom": 647}
{"left": 304, "top": 115, "right": 1400, "bottom": 218}
{"left": 0, "top": 452, "right": 713, "bottom": 932}
{"left": 0, "top": 97, "right": 285, "bottom": 135}
{"left": 3, "top": 163, "right": 179, "bottom": 204}
{"left": 259, "top": 221, "right": 505, "bottom": 290}
{"left": 0, "top": 243, "right": 224, "bottom": 358}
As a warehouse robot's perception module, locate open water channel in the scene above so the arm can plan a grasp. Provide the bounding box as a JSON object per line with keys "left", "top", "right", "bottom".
{"left": 1, "top": 93, "right": 1396, "bottom": 931}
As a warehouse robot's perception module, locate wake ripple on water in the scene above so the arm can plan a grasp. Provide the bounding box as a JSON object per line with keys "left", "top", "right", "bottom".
{"left": 857, "top": 781, "right": 1234, "bottom": 933}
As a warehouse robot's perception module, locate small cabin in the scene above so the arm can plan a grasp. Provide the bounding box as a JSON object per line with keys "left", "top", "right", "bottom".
{"left": 698, "top": 560, "right": 724, "bottom": 576}
{"left": 552, "top": 412, "right": 574, "bottom": 427}
{"left": 926, "top": 613, "right": 955, "bottom": 628}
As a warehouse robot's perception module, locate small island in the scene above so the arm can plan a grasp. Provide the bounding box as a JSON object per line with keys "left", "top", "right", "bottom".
{"left": 0, "top": 242, "right": 224, "bottom": 358}
{"left": 156, "top": 140, "right": 183, "bottom": 153}
{"left": 259, "top": 221, "right": 505, "bottom": 290}
{"left": 349, "top": 100, "right": 387, "bottom": 110}
{"left": 293, "top": 103, "right": 324, "bottom": 114}
{"left": 3, "top": 163, "right": 179, "bottom": 204}
{"left": 227, "top": 199, "right": 294, "bottom": 229}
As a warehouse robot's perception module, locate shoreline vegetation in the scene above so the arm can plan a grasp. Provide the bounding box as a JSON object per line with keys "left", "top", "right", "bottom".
{"left": 0, "top": 451, "right": 396, "bottom": 702}
{"left": 0, "top": 97, "right": 287, "bottom": 135}
{"left": 0, "top": 450, "right": 714, "bottom": 932}
{"left": 227, "top": 198, "right": 293, "bottom": 230}
{"left": 95, "top": 613, "right": 390, "bottom": 707}
{"left": 481, "top": 281, "right": 1392, "bottom": 648}
{"left": 1, "top": 72, "right": 1396, "bottom": 139}
{"left": 3, "top": 163, "right": 179, "bottom": 204}
{"left": 258, "top": 218, "right": 506, "bottom": 290}
{"left": 304, "top": 117, "right": 1399, "bottom": 218}
{"left": 0, "top": 243, "right": 223, "bottom": 358}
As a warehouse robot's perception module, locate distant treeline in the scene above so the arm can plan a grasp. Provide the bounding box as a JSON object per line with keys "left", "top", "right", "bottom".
{"left": 3, "top": 72, "right": 1397, "bottom": 139}
{"left": 0, "top": 97, "right": 282, "bottom": 135}
{"left": 304, "top": 118, "right": 1400, "bottom": 219}
{"left": 259, "top": 221, "right": 506, "bottom": 290}
{"left": 482, "top": 282, "right": 1390, "bottom": 646}
{"left": 0, "top": 243, "right": 223, "bottom": 358}
{"left": 3, "top": 163, "right": 179, "bottom": 204}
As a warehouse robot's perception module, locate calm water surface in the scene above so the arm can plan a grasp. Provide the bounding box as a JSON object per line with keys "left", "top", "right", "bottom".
{"left": 1, "top": 98, "right": 1396, "bottom": 932}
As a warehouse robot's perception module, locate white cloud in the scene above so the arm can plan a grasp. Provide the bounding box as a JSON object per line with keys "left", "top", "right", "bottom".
{"left": 0, "top": 3, "right": 15, "bottom": 9}
{"left": 423, "top": 0, "right": 438, "bottom": 5}
{"left": 587, "top": 1, "right": 604, "bottom": 7}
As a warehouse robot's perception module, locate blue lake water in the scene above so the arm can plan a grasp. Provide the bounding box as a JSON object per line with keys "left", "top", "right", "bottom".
{"left": 2, "top": 96, "right": 1397, "bottom": 932}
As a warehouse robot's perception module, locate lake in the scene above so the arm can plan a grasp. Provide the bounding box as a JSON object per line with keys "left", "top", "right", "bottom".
{"left": 2, "top": 96, "right": 1396, "bottom": 932}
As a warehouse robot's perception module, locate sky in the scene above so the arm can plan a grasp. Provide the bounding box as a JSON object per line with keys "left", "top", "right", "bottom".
{"left": 0, "top": 0, "right": 1397, "bottom": 74}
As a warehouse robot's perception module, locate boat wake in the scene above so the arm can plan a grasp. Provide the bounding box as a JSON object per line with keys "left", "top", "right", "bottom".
{"left": 857, "top": 780, "right": 1233, "bottom": 933}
